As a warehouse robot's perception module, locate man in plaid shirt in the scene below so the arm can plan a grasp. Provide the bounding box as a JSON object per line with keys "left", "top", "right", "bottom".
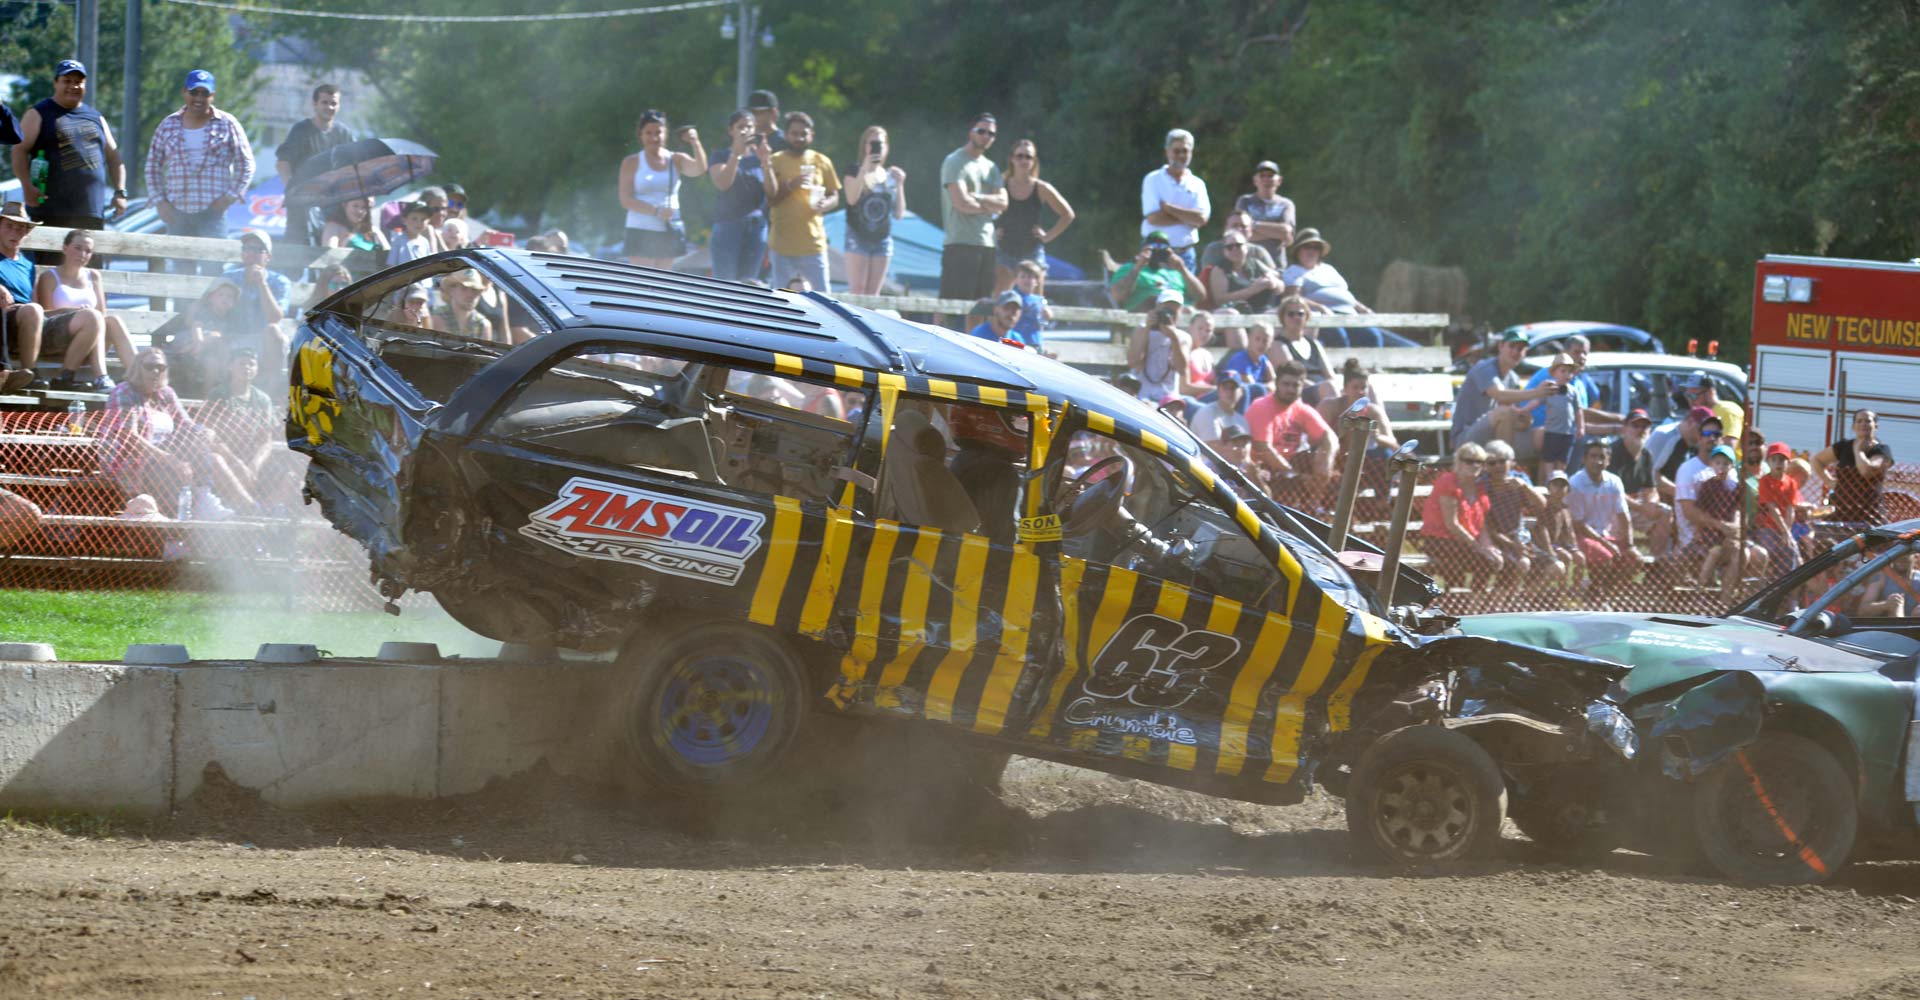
{"left": 144, "top": 69, "right": 254, "bottom": 274}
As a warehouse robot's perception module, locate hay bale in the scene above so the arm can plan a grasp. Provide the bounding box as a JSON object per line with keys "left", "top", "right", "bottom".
{"left": 1376, "top": 260, "right": 1469, "bottom": 316}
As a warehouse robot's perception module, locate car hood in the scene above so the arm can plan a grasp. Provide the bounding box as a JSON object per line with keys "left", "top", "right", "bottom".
{"left": 1455, "top": 611, "right": 1886, "bottom": 697}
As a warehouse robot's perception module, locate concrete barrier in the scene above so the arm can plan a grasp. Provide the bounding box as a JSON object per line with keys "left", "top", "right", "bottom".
{"left": 0, "top": 663, "right": 176, "bottom": 814}
{"left": 0, "top": 655, "right": 627, "bottom": 815}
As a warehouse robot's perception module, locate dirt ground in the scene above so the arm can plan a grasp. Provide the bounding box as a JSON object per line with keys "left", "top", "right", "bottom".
{"left": 7, "top": 757, "right": 1920, "bottom": 1000}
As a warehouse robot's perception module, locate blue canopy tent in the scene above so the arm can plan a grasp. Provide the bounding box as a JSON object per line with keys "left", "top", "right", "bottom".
{"left": 820, "top": 210, "right": 1084, "bottom": 291}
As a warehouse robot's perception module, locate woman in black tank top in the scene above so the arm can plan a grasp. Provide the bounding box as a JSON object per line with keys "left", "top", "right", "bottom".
{"left": 992, "top": 139, "right": 1076, "bottom": 293}
{"left": 1815, "top": 408, "right": 1894, "bottom": 524}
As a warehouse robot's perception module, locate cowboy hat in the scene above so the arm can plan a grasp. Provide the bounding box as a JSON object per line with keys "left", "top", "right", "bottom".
{"left": 0, "top": 201, "right": 39, "bottom": 227}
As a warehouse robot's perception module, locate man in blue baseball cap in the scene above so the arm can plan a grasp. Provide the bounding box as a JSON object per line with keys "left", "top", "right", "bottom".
{"left": 10, "top": 60, "right": 127, "bottom": 263}
{"left": 144, "top": 68, "right": 256, "bottom": 274}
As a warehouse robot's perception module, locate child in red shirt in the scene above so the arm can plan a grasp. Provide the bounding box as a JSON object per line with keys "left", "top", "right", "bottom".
{"left": 1754, "top": 442, "right": 1806, "bottom": 571}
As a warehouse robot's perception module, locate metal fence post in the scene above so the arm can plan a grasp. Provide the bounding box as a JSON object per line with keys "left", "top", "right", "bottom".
{"left": 1327, "top": 396, "right": 1373, "bottom": 555}
{"left": 1378, "top": 441, "right": 1424, "bottom": 611}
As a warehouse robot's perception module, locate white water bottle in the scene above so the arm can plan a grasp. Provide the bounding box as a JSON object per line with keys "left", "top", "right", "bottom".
{"left": 177, "top": 486, "right": 194, "bottom": 521}
{"left": 66, "top": 399, "right": 85, "bottom": 435}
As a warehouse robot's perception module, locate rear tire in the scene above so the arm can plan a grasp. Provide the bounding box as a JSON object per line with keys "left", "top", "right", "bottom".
{"left": 1346, "top": 725, "right": 1507, "bottom": 868}
{"left": 1691, "top": 732, "right": 1856, "bottom": 885}
{"left": 618, "top": 622, "right": 810, "bottom": 794}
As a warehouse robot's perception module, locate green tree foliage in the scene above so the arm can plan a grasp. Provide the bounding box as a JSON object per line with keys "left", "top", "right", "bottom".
{"left": 9, "top": 1, "right": 1913, "bottom": 356}
{"left": 0, "top": 1, "right": 259, "bottom": 180}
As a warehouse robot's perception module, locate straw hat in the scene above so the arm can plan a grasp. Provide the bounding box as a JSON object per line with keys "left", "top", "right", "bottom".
{"left": 0, "top": 201, "right": 39, "bottom": 227}
{"left": 1290, "top": 228, "right": 1329, "bottom": 253}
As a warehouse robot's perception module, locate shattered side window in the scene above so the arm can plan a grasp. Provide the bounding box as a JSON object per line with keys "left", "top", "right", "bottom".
{"left": 1052, "top": 429, "right": 1282, "bottom": 609}
{"left": 873, "top": 398, "right": 1027, "bottom": 543}
{"left": 485, "top": 347, "right": 720, "bottom": 483}
{"left": 712, "top": 367, "right": 871, "bottom": 507}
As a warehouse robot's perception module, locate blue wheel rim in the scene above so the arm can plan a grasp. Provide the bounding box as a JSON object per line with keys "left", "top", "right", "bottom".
{"left": 658, "top": 652, "right": 778, "bottom": 767}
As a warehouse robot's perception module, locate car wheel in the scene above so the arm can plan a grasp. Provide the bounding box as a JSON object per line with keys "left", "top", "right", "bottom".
{"left": 1346, "top": 725, "right": 1507, "bottom": 867}
{"left": 618, "top": 622, "right": 810, "bottom": 794}
{"left": 1691, "top": 732, "right": 1856, "bottom": 885}
{"left": 1509, "top": 768, "right": 1625, "bottom": 861}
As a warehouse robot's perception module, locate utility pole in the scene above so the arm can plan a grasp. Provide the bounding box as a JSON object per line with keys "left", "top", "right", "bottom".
{"left": 75, "top": 0, "right": 99, "bottom": 78}
{"left": 121, "top": 0, "right": 144, "bottom": 187}
{"left": 733, "top": 1, "right": 758, "bottom": 111}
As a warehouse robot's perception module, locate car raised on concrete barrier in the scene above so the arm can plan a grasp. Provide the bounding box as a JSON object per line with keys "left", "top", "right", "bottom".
{"left": 286, "top": 249, "right": 1841, "bottom": 879}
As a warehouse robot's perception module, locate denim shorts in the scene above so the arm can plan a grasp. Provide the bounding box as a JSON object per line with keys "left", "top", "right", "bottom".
{"left": 845, "top": 232, "right": 892, "bottom": 258}
{"left": 996, "top": 244, "right": 1046, "bottom": 273}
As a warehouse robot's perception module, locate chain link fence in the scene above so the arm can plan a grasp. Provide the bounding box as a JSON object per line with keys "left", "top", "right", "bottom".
{"left": 0, "top": 405, "right": 391, "bottom": 612}
{"left": 1372, "top": 452, "right": 1920, "bottom": 617}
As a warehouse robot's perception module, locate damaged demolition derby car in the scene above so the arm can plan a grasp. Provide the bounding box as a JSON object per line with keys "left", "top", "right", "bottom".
{"left": 289, "top": 250, "right": 1884, "bottom": 882}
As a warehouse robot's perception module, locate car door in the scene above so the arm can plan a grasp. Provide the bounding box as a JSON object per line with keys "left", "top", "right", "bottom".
{"left": 1026, "top": 416, "right": 1393, "bottom": 790}
{"left": 435, "top": 342, "right": 877, "bottom": 650}
{"left": 822, "top": 386, "right": 1068, "bottom": 740}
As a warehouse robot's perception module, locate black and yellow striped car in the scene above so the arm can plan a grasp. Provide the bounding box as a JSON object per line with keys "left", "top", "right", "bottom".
{"left": 288, "top": 250, "right": 1633, "bottom": 868}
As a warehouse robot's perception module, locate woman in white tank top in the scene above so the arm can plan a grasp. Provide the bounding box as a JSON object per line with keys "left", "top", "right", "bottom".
{"left": 31, "top": 229, "right": 136, "bottom": 387}
{"left": 618, "top": 109, "right": 709, "bottom": 269}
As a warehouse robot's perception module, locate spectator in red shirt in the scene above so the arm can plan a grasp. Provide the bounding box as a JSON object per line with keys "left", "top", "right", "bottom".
{"left": 1754, "top": 441, "right": 1806, "bottom": 572}
{"left": 1420, "top": 441, "right": 1503, "bottom": 588}
{"left": 1245, "top": 358, "right": 1336, "bottom": 510}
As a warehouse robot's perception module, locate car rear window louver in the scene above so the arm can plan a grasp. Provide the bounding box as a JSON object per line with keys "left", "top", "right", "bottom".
{"left": 515, "top": 252, "right": 907, "bottom": 369}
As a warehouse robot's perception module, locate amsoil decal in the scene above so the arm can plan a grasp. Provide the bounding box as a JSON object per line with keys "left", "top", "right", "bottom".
{"left": 520, "top": 477, "right": 765, "bottom": 585}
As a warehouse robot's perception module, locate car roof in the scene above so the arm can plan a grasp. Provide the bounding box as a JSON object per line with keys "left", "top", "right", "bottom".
{"left": 1577, "top": 353, "right": 1746, "bottom": 381}
{"left": 476, "top": 249, "right": 1200, "bottom": 453}
{"left": 1502, "top": 321, "right": 1655, "bottom": 343}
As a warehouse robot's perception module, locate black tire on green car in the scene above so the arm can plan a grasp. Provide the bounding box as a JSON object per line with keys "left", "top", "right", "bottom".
{"left": 618, "top": 622, "right": 811, "bottom": 794}
{"left": 1346, "top": 725, "right": 1508, "bottom": 867}
{"left": 1691, "top": 732, "right": 1857, "bottom": 885}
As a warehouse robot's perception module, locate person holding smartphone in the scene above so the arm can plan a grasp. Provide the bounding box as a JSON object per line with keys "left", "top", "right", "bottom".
{"left": 619, "top": 109, "right": 707, "bottom": 269}
{"left": 841, "top": 125, "right": 906, "bottom": 295}
{"left": 708, "top": 109, "right": 772, "bottom": 282}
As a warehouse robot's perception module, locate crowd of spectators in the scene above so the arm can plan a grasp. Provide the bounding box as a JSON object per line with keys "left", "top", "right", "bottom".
{"left": 4, "top": 64, "right": 1915, "bottom": 613}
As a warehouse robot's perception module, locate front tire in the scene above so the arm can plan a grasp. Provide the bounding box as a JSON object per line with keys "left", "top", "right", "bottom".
{"left": 1691, "top": 732, "right": 1856, "bottom": 885}
{"left": 1346, "top": 725, "right": 1507, "bottom": 867}
{"left": 618, "top": 622, "right": 811, "bottom": 794}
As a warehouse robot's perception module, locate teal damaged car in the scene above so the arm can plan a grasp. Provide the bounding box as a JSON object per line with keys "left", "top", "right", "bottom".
{"left": 1454, "top": 522, "right": 1920, "bottom": 883}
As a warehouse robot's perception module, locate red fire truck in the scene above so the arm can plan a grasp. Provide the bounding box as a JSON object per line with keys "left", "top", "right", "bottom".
{"left": 1751, "top": 254, "right": 1920, "bottom": 457}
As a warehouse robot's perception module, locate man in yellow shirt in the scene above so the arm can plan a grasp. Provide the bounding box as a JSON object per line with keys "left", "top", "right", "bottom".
{"left": 1680, "top": 370, "right": 1743, "bottom": 447}
{"left": 762, "top": 112, "right": 840, "bottom": 291}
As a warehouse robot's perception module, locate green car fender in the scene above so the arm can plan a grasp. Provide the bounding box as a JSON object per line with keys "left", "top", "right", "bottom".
{"left": 1744, "top": 671, "right": 1912, "bottom": 828}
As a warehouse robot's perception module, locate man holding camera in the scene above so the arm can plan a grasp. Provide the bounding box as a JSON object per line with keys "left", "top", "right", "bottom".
{"left": 1108, "top": 230, "right": 1200, "bottom": 311}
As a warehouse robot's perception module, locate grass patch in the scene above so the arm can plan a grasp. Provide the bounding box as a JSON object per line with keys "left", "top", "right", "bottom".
{"left": 0, "top": 589, "right": 500, "bottom": 661}
{"left": 1, "top": 809, "right": 122, "bottom": 838}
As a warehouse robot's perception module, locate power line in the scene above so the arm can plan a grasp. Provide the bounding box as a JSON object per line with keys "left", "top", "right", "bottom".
{"left": 155, "top": 0, "right": 729, "bottom": 24}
